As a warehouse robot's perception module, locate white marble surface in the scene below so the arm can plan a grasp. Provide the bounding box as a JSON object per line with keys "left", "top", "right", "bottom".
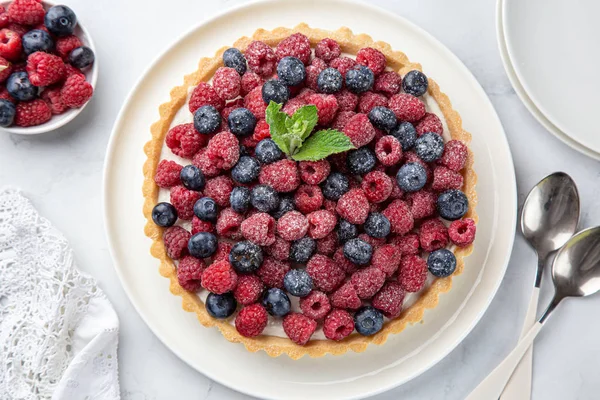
{"left": 1, "top": 0, "right": 599, "bottom": 398}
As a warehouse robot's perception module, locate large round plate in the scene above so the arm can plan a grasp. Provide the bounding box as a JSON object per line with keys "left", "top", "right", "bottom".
{"left": 103, "top": 0, "right": 516, "bottom": 398}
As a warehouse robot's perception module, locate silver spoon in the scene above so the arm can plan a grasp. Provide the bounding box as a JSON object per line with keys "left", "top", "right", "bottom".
{"left": 501, "top": 172, "right": 580, "bottom": 399}
{"left": 467, "top": 226, "right": 600, "bottom": 399}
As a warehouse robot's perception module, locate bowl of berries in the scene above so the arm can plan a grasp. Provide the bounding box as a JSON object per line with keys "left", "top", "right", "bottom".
{"left": 0, "top": 0, "right": 97, "bottom": 134}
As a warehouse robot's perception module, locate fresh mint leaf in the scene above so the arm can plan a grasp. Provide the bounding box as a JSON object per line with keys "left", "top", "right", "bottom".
{"left": 292, "top": 129, "right": 355, "bottom": 161}
{"left": 265, "top": 101, "right": 290, "bottom": 154}
{"left": 286, "top": 105, "right": 318, "bottom": 140}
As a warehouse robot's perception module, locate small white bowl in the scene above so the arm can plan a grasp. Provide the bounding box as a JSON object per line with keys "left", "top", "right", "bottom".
{"left": 0, "top": 0, "right": 98, "bottom": 135}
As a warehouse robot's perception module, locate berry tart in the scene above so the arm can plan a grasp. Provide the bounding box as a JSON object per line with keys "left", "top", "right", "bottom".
{"left": 143, "top": 25, "right": 478, "bottom": 359}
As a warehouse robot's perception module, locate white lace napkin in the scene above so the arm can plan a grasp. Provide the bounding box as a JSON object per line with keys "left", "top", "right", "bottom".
{"left": 0, "top": 188, "right": 120, "bottom": 400}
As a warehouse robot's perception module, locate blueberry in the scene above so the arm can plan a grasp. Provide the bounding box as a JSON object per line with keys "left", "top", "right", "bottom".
{"left": 347, "top": 147, "right": 376, "bottom": 175}
{"left": 151, "top": 202, "right": 178, "bottom": 227}
{"left": 188, "top": 232, "right": 218, "bottom": 258}
{"left": 44, "top": 5, "right": 77, "bottom": 36}
{"left": 283, "top": 269, "right": 313, "bottom": 297}
{"left": 277, "top": 56, "right": 306, "bottom": 87}
{"left": 68, "top": 46, "right": 94, "bottom": 69}
{"left": 255, "top": 139, "right": 283, "bottom": 164}
{"left": 289, "top": 237, "right": 316, "bottom": 263}
{"left": 396, "top": 162, "right": 427, "bottom": 192}
{"left": 206, "top": 292, "right": 237, "bottom": 319}
{"left": 389, "top": 121, "right": 417, "bottom": 151}
{"left": 437, "top": 189, "right": 469, "bottom": 221}
{"left": 337, "top": 219, "right": 358, "bottom": 243}
{"left": 0, "top": 99, "right": 16, "bottom": 127}
{"left": 368, "top": 106, "right": 397, "bottom": 131}
{"left": 250, "top": 184, "right": 280, "bottom": 213}
{"left": 180, "top": 165, "right": 205, "bottom": 191}
{"left": 22, "top": 30, "right": 54, "bottom": 55}
{"left": 262, "top": 79, "right": 290, "bottom": 104}
{"left": 402, "top": 70, "right": 428, "bottom": 97}
{"left": 228, "top": 108, "right": 256, "bottom": 137}
{"left": 229, "top": 241, "right": 263, "bottom": 273}
{"left": 343, "top": 238, "right": 373, "bottom": 265}
{"left": 415, "top": 132, "right": 444, "bottom": 162}
{"left": 193, "top": 197, "right": 218, "bottom": 222}
{"left": 317, "top": 67, "right": 343, "bottom": 94}
{"left": 193, "top": 105, "right": 221, "bottom": 134}
{"left": 354, "top": 306, "right": 384, "bottom": 336}
{"left": 262, "top": 288, "right": 291, "bottom": 317}
{"left": 321, "top": 172, "right": 349, "bottom": 201}
{"left": 428, "top": 249, "right": 457, "bottom": 277}
{"left": 223, "top": 48, "right": 247, "bottom": 75}
{"left": 345, "top": 65, "right": 374, "bottom": 94}
{"left": 270, "top": 194, "right": 295, "bottom": 219}
{"left": 364, "top": 213, "right": 391, "bottom": 238}
{"left": 230, "top": 186, "right": 251, "bottom": 213}
{"left": 6, "top": 72, "right": 37, "bottom": 101}
{"left": 231, "top": 156, "right": 260, "bottom": 184}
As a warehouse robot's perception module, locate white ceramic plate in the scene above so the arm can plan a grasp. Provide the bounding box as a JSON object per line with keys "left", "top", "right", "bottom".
{"left": 103, "top": 1, "right": 517, "bottom": 398}
{"left": 503, "top": 0, "right": 600, "bottom": 156}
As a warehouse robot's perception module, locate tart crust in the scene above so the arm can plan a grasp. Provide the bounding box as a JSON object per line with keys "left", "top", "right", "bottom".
{"left": 142, "top": 24, "right": 478, "bottom": 359}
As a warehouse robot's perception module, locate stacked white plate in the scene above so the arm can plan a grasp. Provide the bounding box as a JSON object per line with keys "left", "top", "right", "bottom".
{"left": 497, "top": 0, "right": 600, "bottom": 159}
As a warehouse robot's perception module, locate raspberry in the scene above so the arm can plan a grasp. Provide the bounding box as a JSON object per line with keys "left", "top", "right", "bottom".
{"left": 300, "top": 291, "right": 331, "bottom": 320}
{"left": 170, "top": 185, "right": 201, "bottom": 220}
{"left": 60, "top": 74, "right": 93, "bottom": 108}
{"left": 0, "top": 56, "right": 11, "bottom": 83}
{"left": 26, "top": 52, "right": 66, "bottom": 87}
{"left": 259, "top": 159, "right": 300, "bottom": 193}
{"left": 336, "top": 188, "right": 369, "bottom": 225}
{"left": 6, "top": 23, "right": 27, "bottom": 37}
{"left": 331, "top": 110, "right": 356, "bottom": 131}
{"left": 316, "top": 234, "right": 337, "bottom": 256}
{"left": 0, "top": 6, "right": 8, "bottom": 29}
{"left": 438, "top": 140, "right": 468, "bottom": 171}
{"left": 235, "top": 304, "right": 268, "bottom": 337}
{"left": 333, "top": 89, "right": 358, "bottom": 112}
{"left": 177, "top": 256, "right": 205, "bottom": 292}
{"left": 307, "top": 210, "right": 336, "bottom": 239}
{"left": 314, "top": 38, "right": 341, "bottom": 62}
{"left": 283, "top": 313, "right": 317, "bottom": 345}
{"left": 356, "top": 47, "right": 386, "bottom": 75}
{"left": 0, "top": 29, "right": 22, "bottom": 61}
{"left": 55, "top": 35, "right": 82, "bottom": 60}
{"left": 358, "top": 233, "right": 386, "bottom": 249}
{"left": 256, "top": 256, "right": 290, "bottom": 288}
{"left": 323, "top": 199, "right": 337, "bottom": 216}
{"left": 202, "top": 260, "right": 238, "bottom": 294}
{"left": 306, "top": 254, "right": 345, "bottom": 293}
{"left": 252, "top": 119, "right": 271, "bottom": 141}
{"left": 244, "top": 86, "right": 268, "bottom": 119}
{"left": 419, "top": 218, "right": 449, "bottom": 252}
{"left": 329, "top": 281, "right": 361, "bottom": 310}
{"left": 275, "top": 33, "right": 311, "bottom": 64}
{"left": 154, "top": 159, "right": 183, "bottom": 188}
{"left": 165, "top": 123, "right": 204, "bottom": 158}
{"left": 406, "top": 190, "right": 437, "bottom": 220}
{"left": 390, "top": 233, "right": 421, "bottom": 255}
{"left": 343, "top": 113, "right": 376, "bottom": 147}
{"left": 193, "top": 148, "right": 221, "bottom": 178}
{"left": 216, "top": 207, "right": 244, "bottom": 240}
{"left": 351, "top": 267, "right": 385, "bottom": 299}
{"left": 245, "top": 40, "right": 277, "bottom": 77}
{"left": 329, "top": 56, "right": 357, "bottom": 76}
{"left": 334, "top": 247, "right": 359, "bottom": 274}
{"left": 398, "top": 255, "right": 427, "bottom": 292}
{"left": 371, "top": 244, "right": 401, "bottom": 277}
{"left": 212, "top": 67, "right": 241, "bottom": 101}
{"left": 309, "top": 57, "right": 326, "bottom": 70}
{"left": 294, "top": 184, "right": 324, "bottom": 214}
{"left": 241, "top": 212, "right": 276, "bottom": 246}
{"left": 206, "top": 131, "right": 240, "bottom": 170}
{"left": 240, "top": 71, "right": 264, "bottom": 96}
{"left": 191, "top": 216, "right": 214, "bottom": 234}
{"left": 306, "top": 93, "right": 338, "bottom": 125}
{"left": 277, "top": 211, "right": 308, "bottom": 241}
{"left": 357, "top": 91, "right": 388, "bottom": 114}
{"left": 282, "top": 97, "right": 306, "bottom": 116}
{"left": 266, "top": 236, "right": 290, "bottom": 261}
{"left": 375, "top": 135, "right": 402, "bottom": 166}
{"left": 234, "top": 275, "right": 265, "bottom": 305}
{"left": 323, "top": 309, "right": 354, "bottom": 341}
{"left": 163, "top": 226, "right": 191, "bottom": 260}
{"left": 448, "top": 218, "right": 476, "bottom": 247}
{"left": 41, "top": 86, "right": 68, "bottom": 114}
{"left": 299, "top": 160, "right": 330, "bottom": 185}
{"left": 432, "top": 166, "right": 464, "bottom": 192}
{"left": 374, "top": 71, "right": 402, "bottom": 95}
{"left": 382, "top": 199, "right": 414, "bottom": 235}
{"left": 0, "top": 85, "right": 14, "bottom": 103}
{"left": 240, "top": 135, "right": 258, "bottom": 150}
{"left": 203, "top": 176, "right": 234, "bottom": 207}
{"left": 14, "top": 99, "right": 51, "bottom": 127}
{"left": 372, "top": 282, "right": 405, "bottom": 318}
{"left": 213, "top": 241, "right": 233, "bottom": 262}
{"left": 416, "top": 112, "right": 443, "bottom": 136}
{"left": 64, "top": 63, "right": 84, "bottom": 79}
{"left": 388, "top": 93, "right": 426, "bottom": 122}
{"left": 7, "top": 0, "right": 44, "bottom": 25}
{"left": 304, "top": 64, "right": 322, "bottom": 91}
{"left": 361, "top": 171, "right": 393, "bottom": 203}
{"left": 189, "top": 82, "right": 224, "bottom": 113}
